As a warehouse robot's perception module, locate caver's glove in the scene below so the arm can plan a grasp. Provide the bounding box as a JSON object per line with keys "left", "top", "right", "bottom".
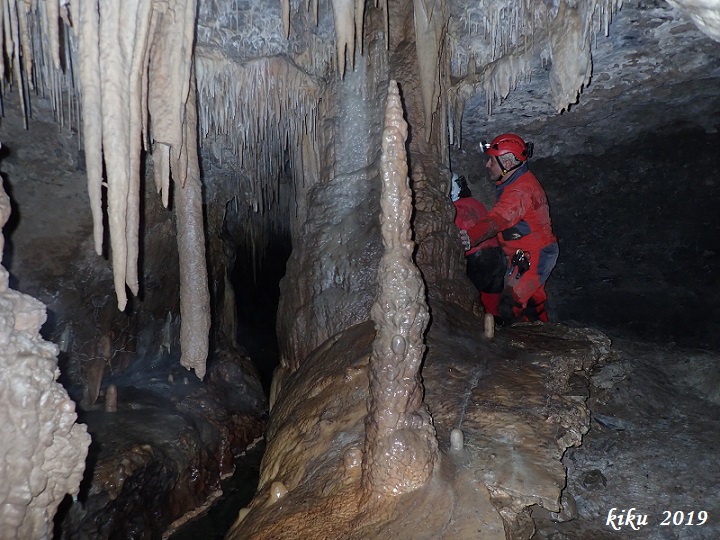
{"left": 459, "top": 229, "right": 471, "bottom": 251}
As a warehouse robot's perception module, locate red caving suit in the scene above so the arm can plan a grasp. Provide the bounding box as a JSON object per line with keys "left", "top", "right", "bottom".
{"left": 466, "top": 164, "right": 559, "bottom": 323}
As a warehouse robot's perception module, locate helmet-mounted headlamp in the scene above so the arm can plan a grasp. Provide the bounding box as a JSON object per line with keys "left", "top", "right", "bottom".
{"left": 481, "top": 134, "right": 534, "bottom": 161}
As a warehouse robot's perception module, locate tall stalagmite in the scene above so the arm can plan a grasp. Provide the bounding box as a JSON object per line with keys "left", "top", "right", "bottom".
{"left": 362, "top": 80, "right": 437, "bottom": 497}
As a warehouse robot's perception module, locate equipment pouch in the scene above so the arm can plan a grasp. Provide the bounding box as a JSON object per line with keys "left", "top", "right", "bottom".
{"left": 510, "top": 249, "right": 531, "bottom": 279}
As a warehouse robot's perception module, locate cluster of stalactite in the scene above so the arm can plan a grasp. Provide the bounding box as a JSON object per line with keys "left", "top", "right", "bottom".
{"left": 446, "top": 0, "right": 624, "bottom": 145}
{"left": 282, "top": 0, "right": 389, "bottom": 77}
{"left": 1, "top": 0, "right": 209, "bottom": 378}
{"left": 196, "top": 50, "right": 320, "bottom": 218}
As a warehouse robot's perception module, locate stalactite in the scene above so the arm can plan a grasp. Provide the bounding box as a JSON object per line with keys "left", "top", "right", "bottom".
{"left": 413, "top": 0, "right": 444, "bottom": 142}
{"left": 98, "top": 0, "right": 132, "bottom": 310}
{"left": 281, "top": 0, "right": 290, "bottom": 38}
{"left": 196, "top": 50, "right": 320, "bottom": 220}
{"left": 153, "top": 142, "right": 171, "bottom": 208}
{"left": 5, "top": 0, "right": 28, "bottom": 126}
{"left": 127, "top": 0, "right": 155, "bottom": 297}
{"left": 16, "top": 0, "right": 33, "bottom": 90}
{"left": 0, "top": 0, "right": 209, "bottom": 377}
{"left": 0, "top": 4, "right": 5, "bottom": 78}
{"left": 362, "top": 80, "right": 437, "bottom": 498}
{"left": 147, "top": 0, "right": 196, "bottom": 189}
{"left": 174, "top": 70, "right": 211, "bottom": 380}
{"left": 442, "top": 0, "right": 626, "bottom": 152}
{"left": 46, "top": 0, "right": 61, "bottom": 69}
{"left": 483, "top": 51, "right": 532, "bottom": 114}
{"left": 549, "top": 0, "right": 592, "bottom": 112}
{"left": 70, "top": 0, "right": 103, "bottom": 255}
{"left": 667, "top": 0, "right": 720, "bottom": 42}
{"left": 330, "top": 0, "right": 354, "bottom": 77}
{"left": 355, "top": 0, "right": 365, "bottom": 56}
{"left": 382, "top": 0, "right": 388, "bottom": 49}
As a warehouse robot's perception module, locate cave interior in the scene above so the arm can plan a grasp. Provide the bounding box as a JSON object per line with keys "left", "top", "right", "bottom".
{"left": 0, "top": 0, "right": 719, "bottom": 538}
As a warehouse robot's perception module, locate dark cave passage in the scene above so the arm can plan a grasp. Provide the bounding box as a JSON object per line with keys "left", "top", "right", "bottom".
{"left": 538, "top": 125, "right": 720, "bottom": 352}
{"left": 162, "top": 233, "right": 292, "bottom": 539}
{"left": 229, "top": 232, "right": 292, "bottom": 397}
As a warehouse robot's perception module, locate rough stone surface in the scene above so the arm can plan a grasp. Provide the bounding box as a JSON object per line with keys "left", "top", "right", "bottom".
{"left": 0, "top": 182, "right": 91, "bottom": 540}
{"left": 227, "top": 311, "right": 608, "bottom": 539}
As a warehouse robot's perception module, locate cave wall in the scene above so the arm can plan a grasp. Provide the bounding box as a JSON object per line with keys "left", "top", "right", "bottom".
{"left": 540, "top": 125, "right": 720, "bottom": 350}
{"left": 275, "top": 5, "right": 387, "bottom": 374}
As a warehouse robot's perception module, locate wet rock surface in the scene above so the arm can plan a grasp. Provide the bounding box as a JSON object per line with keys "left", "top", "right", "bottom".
{"left": 1, "top": 98, "right": 269, "bottom": 540}
{"left": 229, "top": 303, "right": 609, "bottom": 539}
{"left": 533, "top": 340, "right": 720, "bottom": 539}
{"left": 55, "top": 351, "right": 266, "bottom": 540}
{"left": 1, "top": 2, "right": 719, "bottom": 533}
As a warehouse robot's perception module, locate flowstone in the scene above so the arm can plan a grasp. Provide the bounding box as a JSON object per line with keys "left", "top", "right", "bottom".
{"left": 227, "top": 307, "right": 609, "bottom": 539}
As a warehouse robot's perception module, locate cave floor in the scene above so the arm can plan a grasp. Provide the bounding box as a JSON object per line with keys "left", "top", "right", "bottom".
{"left": 532, "top": 338, "right": 720, "bottom": 539}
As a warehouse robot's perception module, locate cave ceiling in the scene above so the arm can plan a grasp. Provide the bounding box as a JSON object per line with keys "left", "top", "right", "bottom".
{"left": 0, "top": 0, "right": 718, "bottom": 375}
{"left": 197, "top": 0, "right": 720, "bottom": 167}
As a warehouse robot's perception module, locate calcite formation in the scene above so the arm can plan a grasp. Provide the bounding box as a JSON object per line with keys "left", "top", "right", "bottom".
{"left": 362, "top": 80, "right": 437, "bottom": 498}
{"left": 226, "top": 79, "right": 611, "bottom": 540}
{"left": 0, "top": 182, "right": 91, "bottom": 539}
{"left": 1, "top": 0, "right": 210, "bottom": 379}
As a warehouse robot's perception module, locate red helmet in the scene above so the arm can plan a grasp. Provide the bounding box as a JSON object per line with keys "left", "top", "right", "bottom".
{"left": 483, "top": 133, "right": 531, "bottom": 161}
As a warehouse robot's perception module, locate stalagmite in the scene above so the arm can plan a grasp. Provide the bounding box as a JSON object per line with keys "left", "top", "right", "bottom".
{"left": 450, "top": 428, "right": 464, "bottom": 451}
{"left": 104, "top": 384, "right": 118, "bottom": 412}
{"left": 362, "top": 80, "right": 437, "bottom": 497}
{"left": 0, "top": 181, "right": 91, "bottom": 539}
{"left": 413, "top": 0, "right": 444, "bottom": 141}
{"left": 267, "top": 481, "right": 288, "bottom": 505}
{"left": 484, "top": 313, "right": 495, "bottom": 339}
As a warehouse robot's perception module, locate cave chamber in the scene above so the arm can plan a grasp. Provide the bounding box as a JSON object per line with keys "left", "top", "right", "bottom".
{"left": 1, "top": 0, "right": 719, "bottom": 538}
